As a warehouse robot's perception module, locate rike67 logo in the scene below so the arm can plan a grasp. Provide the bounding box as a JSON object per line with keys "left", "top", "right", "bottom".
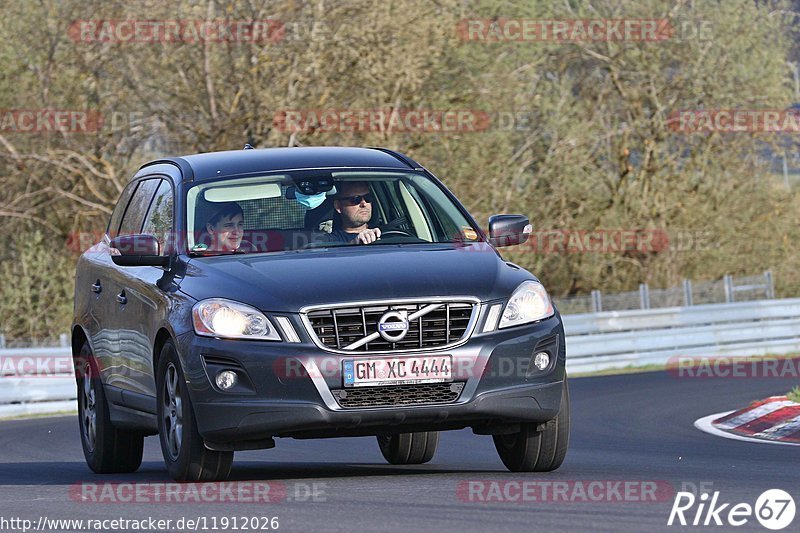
{"left": 668, "top": 489, "right": 795, "bottom": 530}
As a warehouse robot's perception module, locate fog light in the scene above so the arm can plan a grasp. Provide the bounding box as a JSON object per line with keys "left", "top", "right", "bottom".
{"left": 215, "top": 370, "right": 238, "bottom": 390}
{"left": 533, "top": 352, "right": 550, "bottom": 371}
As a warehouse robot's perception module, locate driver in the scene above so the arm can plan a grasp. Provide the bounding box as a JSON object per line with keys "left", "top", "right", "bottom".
{"left": 328, "top": 182, "right": 382, "bottom": 244}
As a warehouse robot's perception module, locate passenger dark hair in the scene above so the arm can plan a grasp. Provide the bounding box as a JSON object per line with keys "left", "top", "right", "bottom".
{"left": 193, "top": 202, "right": 245, "bottom": 250}
{"left": 207, "top": 202, "right": 244, "bottom": 227}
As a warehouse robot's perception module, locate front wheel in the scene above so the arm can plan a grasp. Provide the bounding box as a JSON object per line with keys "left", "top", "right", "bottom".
{"left": 377, "top": 432, "right": 439, "bottom": 464}
{"left": 156, "top": 340, "right": 233, "bottom": 481}
{"left": 75, "top": 342, "right": 144, "bottom": 473}
{"left": 493, "top": 378, "right": 570, "bottom": 472}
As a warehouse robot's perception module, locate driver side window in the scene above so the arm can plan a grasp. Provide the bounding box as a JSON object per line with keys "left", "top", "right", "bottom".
{"left": 106, "top": 181, "right": 138, "bottom": 239}
{"left": 118, "top": 179, "right": 160, "bottom": 237}
{"left": 142, "top": 180, "right": 174, "bottom": 256}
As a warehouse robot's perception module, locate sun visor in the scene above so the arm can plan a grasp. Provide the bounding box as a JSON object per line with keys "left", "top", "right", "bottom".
{"left": 204, "top": 183, "right": 281, "bottom": 202}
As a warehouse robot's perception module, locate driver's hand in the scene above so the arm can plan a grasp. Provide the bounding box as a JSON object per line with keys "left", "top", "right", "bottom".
{"left": 356, "top": 228, "right": 381, "bottom": 244}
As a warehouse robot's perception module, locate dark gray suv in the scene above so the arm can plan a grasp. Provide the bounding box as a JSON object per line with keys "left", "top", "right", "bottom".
{"left": 72, "top": 146, "right": 569, "bottom": 481}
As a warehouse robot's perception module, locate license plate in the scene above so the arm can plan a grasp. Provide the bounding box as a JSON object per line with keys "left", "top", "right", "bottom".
{"left": 343, "top": 355, "right": 452, "bottom": 387}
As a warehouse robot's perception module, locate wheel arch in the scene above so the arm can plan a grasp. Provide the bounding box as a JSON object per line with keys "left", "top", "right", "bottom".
{"left": 71, "top": 325, "right": 89, "bottom": 359}
{"left": 153, "top": 327, "right": 174, "bottom": 376}
{"left": 70, "top": 325, "right": 93, "bottom": 382}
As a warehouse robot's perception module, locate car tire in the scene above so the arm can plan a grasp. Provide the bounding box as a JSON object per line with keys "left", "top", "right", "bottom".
{"left": 493, "top": 378, "right": 570, "bottom": 472}
{"left": 156, "top": 340, "right": 233, "bottom": 482}
{"left": 377, "top": 431, "right": 439, "bottom": 465}
{"left": 75, "top": 341, "right": 144, "bottom": 474}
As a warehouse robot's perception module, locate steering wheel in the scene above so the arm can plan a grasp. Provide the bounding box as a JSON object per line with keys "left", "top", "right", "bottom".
{"left": 380, "top": 229, "right": 414, "bottom": 238}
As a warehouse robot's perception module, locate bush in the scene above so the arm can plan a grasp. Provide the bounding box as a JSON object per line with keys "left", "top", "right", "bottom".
{"left": 0, "top": 231, "right": 76, "bottom": 343}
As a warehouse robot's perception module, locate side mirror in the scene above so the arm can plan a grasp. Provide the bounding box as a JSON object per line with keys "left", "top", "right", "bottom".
{"left": 110, "top": 234, "right": 170, "bottom": 267}
{"left": 488, "top": 215, "right": 533, "bottom": 247}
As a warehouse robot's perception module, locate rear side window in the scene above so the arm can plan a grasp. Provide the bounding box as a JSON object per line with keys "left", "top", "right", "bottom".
{"left": 118, "top": 179, "right": 160, "bottom": 236}
{"left": 106, "top": 181, "right": 138, "bottom": 237}
{"left": 142, "top": 180, "right": 174, "bottom": 255}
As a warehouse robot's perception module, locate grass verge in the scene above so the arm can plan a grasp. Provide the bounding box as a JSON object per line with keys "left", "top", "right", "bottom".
{"left": 0, "top": 409, "right": 77, "bottom": 421}
{"left": 787, "top": 386, "right": 800, "bottom": 403}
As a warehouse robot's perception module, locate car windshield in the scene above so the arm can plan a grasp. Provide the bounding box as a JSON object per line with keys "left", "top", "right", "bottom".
{"left": 185, "top": 170, "right": 481, "bottom": 255}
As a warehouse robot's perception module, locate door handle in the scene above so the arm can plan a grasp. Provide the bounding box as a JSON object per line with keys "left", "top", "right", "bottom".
{"left": 91, "top": 281, "right": 102, "bottom": 293}
{"left": 116, "top": 291, "right": 127, "bottom": 305}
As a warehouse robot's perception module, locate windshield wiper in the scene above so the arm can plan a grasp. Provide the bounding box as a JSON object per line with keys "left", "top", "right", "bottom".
{"left": 188, "top": 250, "right": 241, "bottom": 257}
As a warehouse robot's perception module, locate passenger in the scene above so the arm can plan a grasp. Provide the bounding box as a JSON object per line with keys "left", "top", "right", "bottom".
{"left": 203, "top": 202, "right": 247, "bottom": 252}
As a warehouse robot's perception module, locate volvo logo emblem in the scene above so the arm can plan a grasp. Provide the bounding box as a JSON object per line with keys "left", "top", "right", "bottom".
{"left": 377, "top": 310, "right": 409, "bottom": 342}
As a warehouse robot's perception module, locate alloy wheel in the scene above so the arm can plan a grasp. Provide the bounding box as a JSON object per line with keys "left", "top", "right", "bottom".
{"left": 81, "top": 361, "right": 96, "bottom": 452}
{"left": 162, "top": 362, "right": 183, "bottom": 461}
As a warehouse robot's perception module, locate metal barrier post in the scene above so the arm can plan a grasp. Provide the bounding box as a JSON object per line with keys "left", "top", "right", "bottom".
{"left": 0, "top": 334, "right": 5, "bottom": 349}
{"left": 765, "top": 271, "right": 775, "bottom": 299}
{"left": 591, "top": 290, "right": 602, "bottom": 313}
{"left": 639, "top": 283, "right": 650, "bottom": 309}
{"left": 724, "top": 275, "right": 734, "bottom": 303}
{"left": 683, "top": 279, "right": 693, "bottom": 306}
{"left": 59, "top": 333, "right": 68, "bottom": 348}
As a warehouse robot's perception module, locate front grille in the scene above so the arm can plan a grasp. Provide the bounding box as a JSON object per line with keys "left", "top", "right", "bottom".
{"left": 332, "top": 382, "right": 465, "bottom": 408}
{"left": 306, "top": 301, "right": 476, "bottom": 352}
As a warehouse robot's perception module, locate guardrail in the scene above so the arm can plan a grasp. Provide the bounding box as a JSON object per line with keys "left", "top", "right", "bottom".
{"left": 556, "top": 271, "right": 775, "bottom": 315}
{"left": 2, "top": 298, "right": 800, "bottom": 416}
{"left": 0, "top": 347, "right": 73, "bottom": 418}
{"left": 563, "top": 298, "right": 800, "bottom": 373}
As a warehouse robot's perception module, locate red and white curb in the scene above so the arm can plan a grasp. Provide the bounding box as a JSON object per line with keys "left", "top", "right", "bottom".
{"left": 694, "top": 396, "right": 800, "bottom": 446}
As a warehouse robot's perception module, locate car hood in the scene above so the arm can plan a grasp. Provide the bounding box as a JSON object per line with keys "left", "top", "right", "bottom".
{"left": 178, "top": 243, "right": 535, "bottom": 312}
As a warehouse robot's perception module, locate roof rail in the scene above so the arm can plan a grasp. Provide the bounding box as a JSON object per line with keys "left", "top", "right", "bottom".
{"left": 365, "top": 147, "right": 422, "bottom": 169}
{"left": 139, "top": 157, "right": 195, "bottom": 182}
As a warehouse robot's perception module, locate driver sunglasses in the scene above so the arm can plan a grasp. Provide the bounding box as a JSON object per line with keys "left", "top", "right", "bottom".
{"left": 340, "top": 193, "right": 374, "bottom": 206}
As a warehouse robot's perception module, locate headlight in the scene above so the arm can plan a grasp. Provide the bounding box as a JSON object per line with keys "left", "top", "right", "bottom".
{"left": 498, "top": 281, "right": 554, "bottom": 329}
{"left": 192, "top": 298, "right": 281, "bottom": 340}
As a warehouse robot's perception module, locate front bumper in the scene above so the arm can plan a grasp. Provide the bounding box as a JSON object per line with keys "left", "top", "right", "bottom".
{"left": 175, "top": 313, "right": 566, "bottom": 443}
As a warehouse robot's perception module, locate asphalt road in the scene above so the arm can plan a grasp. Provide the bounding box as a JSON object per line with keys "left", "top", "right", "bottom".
{"left": 1, "top": 371, "right": 797, "bottom": 532}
